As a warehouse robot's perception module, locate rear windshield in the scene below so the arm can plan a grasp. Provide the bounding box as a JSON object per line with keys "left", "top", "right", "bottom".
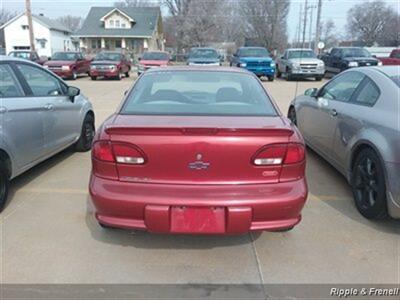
{"left": 342, "top": 48, "right": 371, "bottom": 58}
{"left": 9, "top": 52, "right": 30, "bottom": 59}
{"left": 142, "top": 52, "right": 169, "bottom": 60}
{"left": 389, "top": 75, "right": 400, "bottom": 87}
{"left": 122, "top": 71, "right": 277, "bottom": 116}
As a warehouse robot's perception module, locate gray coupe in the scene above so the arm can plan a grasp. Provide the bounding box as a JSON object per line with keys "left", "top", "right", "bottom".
{"left": 288, "top": 66, "right": 399, "bottom": 219}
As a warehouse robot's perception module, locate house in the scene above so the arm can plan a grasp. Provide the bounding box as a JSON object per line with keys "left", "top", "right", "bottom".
{"left": 0, "top": 13, "right": 73, "bottom": 57}
{"left": 74, "top": 7, "right": 164, "bottom": 55}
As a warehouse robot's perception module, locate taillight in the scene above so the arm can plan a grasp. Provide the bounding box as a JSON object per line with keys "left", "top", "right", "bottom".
{"left": 92, "top": 141, "right": 146, "bottom": 165}
{"left": 113, "top": 144, "right": 145, "bottom": 165}
{"left": 253, "top": 143, "right": 305, "bottom": 166}
{"left": 92, "top": 141, "right": 114, "bottom": 162}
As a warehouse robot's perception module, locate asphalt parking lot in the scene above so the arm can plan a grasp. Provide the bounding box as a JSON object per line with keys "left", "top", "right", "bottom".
{"left": 1, "top": 74, "right": 399, "bottom": 284}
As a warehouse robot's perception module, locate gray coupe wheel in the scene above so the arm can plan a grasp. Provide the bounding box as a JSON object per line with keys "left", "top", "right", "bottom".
{"left": 75, "top": 115, "right": 95, "bottom": 152}
{"left": 288, "top": 106, "right": 297, "bottom": 125}
{"left": 352, "top": 148, "right": 388, "bottom": 219}
{"left": 0, "top": 161, "right": 10, "bottom": 213}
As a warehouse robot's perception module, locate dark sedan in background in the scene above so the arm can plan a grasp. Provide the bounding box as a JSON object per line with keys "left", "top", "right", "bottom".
{"left": 288, "top": 66, "right": 399, "bottom": 220}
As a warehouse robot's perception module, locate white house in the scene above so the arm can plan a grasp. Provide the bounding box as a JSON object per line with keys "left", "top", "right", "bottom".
{"left": 1, "top": 13, "right": 73, "bottom": 57}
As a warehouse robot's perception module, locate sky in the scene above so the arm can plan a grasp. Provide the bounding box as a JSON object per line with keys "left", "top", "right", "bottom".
{"left": 2, "top": 0, "right": 399, "bottom": 41}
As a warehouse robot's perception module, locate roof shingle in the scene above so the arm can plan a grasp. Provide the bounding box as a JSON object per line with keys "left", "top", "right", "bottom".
{"left": 75, "top": 7, "right": 160, "bottom": 38}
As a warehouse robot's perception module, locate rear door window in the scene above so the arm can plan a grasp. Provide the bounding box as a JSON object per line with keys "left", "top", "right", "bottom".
{"left": 0, "top": 64, "right": 24, "bottom": 97}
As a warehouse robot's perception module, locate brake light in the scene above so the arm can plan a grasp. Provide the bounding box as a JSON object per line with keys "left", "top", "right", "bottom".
{"left": 253, "top": 143, "right": 305, "bottom": 166}
{"left": 92, "top": 141, "right": 114, "bottom": 162}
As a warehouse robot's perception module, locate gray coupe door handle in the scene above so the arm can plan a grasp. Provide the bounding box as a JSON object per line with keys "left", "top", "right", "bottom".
{"left": 331, "top": 109, "right": 338, "bottom": 117}
{"left": 44, "top": 104, "right": 54, "bottom": 111}
{"left": 0, "top": 106, "right": 7, "bottom": 114}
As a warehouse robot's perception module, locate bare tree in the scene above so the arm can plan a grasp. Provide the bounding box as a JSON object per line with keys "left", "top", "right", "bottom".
{"left": 240, "top": 0, "right": 290, "bottom": 51}
{"left": 347, "top": 0, "right": 398, "bottom": 46}
{"left": 56, "top": 15, "right": 83, "bottom": 32}
{"left": 0, "top": 9, "right": 17, "bottom": 25}
{"left": 320, "top": 19, "right": 339, "bottom": 49}
{"left": 114, "top": 0, "right": 159, "bottom": 7}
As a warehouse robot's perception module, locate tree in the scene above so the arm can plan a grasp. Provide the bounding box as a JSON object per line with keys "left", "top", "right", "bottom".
{"left": 240, "top": 0, "right": 290, "bottom": 51}
{"left": 0, "top": 9, "right": 17, "bottom": 25}
{"left": 114, "top": 0, "right": 159, "bottom": 7}
{"left": 320, "top": 19, "right": 339, "bottom": 49}
{"left": 347, "top": 0, "right": 398, "bottom": 46}
{"left": 56, "top": 15, "right": 83, "bottom": 32}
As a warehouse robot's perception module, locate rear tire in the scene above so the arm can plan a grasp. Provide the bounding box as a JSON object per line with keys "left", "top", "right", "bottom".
{"left": 71, "top": 71, "right": 77, "bottom": 80}
{"left": 115, "top": 71, "right": 122, "bottom": 81}
{"left": 268, "top": 75, "right": 274, "bottom": 82}
{"left": 0, "top": 161, "right": 10, "bottom": 213}
{"left": 125, "top": 69, "right": 130, "bottom": 77}
{"left": 316, "top": 76, "right": 323, "bottom": 81}
{"left": 276, "top": 67, "right": 282, "bottom": 78}
{"left": 286, "top": 68, "right": 293, "bottom": 81}
{"left": 90, "top": 76, "right": 97, "bottom": 81}
{"left": 351, "top": 148, "right": 388, "bottom": 219}
{"left": 74, "top": 114, "right": 95, "bottom": 152}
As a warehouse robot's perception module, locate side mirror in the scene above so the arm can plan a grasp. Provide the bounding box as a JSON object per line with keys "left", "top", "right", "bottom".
{"left": 305, "top": 88, "right": 318, "bottom": 98}
{"left": 67, "top": 86, "right": 80, "bottom": 101}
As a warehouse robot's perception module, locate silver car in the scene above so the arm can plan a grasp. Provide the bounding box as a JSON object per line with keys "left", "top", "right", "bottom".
{"left": 0, "top": 56, "right": 95, "bottom": 211}
{"left": 288, "top": 66, "right": 400, "bottom": 219}
{"left": 276, "top": 48, "right": 325, "bottom": 81}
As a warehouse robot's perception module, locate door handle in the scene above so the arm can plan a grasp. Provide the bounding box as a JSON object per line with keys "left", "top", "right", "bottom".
{"left": 330, "top": 109, "right": 338, "bottom": 117}
{"left": 44, "top": 104, "right": 54, "bottom": 111}
{"left": 0, "top": 106, "right": 7, "bottom": 114}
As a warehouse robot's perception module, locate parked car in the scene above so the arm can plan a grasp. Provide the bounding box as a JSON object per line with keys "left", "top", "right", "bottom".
{"left": 276, "top": 48, "right": 325, "bottom": 81}
{"left": 288, "top": 66, "right": 400, "bottom": 220}
{"left": 321, "top": 47, "right": 382, "bottom": 75}
{"left": 230, "top": 47, "right": 276, "bottom": 81}
{"left": 8, "top": 50, "right": 47, "bottom": 65}
{"left": 0, "top": 56, "right": 95, "bottom": 212}
{"left": 186, "top": 48, "right": 222, "bottom": 66}
{"left": 43, "top": 51, "right": 91, "bottom": 80}
{"left": 89, "top": 51, "right": 131, "bottom": 80}
{"left": 137, "top": 51, "right": 170, "bottom": 76}
{"left": 90, "top": 67, "right": 307, "bottom": 234}
{"left": 377, "top": 49, "right": 400, "bottom": 65}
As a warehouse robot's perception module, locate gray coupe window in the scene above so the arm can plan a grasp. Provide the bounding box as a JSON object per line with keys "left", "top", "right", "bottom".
{"left": 353, "top": 77, "right": 380, "bottom": 106}
{"left": 319, "top": 72, "right": 365, "bottom": 102}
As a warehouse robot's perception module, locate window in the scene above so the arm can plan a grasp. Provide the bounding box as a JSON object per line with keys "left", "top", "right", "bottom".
{"left": 21, "top": 25, "right": 29, "bottom": 30}
{"left": 115, "top": 39, "right": 122, "bottom": 48}
{"left": 353, "top": 77, "right": 380, "bottom": 106}
{"left": 121, "top": 23, "right": 126, "bottom": 28}
{"left": 122, "top": 71, "right": 277, "bottom": 116}
{"left": 115, "top": 20, "right": 120, "bottom": 28}
{"left": 0, "top": 64, "right": 24, "bottom": 97}
{"left": 16, "top": 64, "right": 66, "bottom": 97}
{"left": 319, "top": 72, "right": 365, "bottom": 102}
{"left": 110, "top": 20, "right": 114, "bottom": 27}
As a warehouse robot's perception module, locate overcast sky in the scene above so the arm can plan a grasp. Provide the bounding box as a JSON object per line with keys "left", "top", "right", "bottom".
{"left": 2, "top": 0, "right": 399, "bottom": 41}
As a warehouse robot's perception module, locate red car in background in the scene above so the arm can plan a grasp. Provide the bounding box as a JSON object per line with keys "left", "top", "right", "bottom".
{"left": 137, "top": 51, "right": 170, "bottom": 76}
{"left": 89, "top": 51, "right": 131, "bottom": 80}
{"left": 90, "top": 67, "right": 308, "bottom": 235}
{"left": 377, "top": 49, "right": 400, "bottom": 65}
{"left": 44, "top": 52, "right": 91, "bottom": 80}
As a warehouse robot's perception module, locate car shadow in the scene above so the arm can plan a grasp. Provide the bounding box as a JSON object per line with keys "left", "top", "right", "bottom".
{"left": 306, "top": 148, "right": 400, "bottom": 234}
{"left": 84, "top": 196, "right": 261, "bottom": 249}
{"left": 5, "top": 148, "right": 75, "bottom": 211}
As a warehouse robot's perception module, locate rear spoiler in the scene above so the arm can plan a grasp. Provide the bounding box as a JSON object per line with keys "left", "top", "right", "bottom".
{"left": 105, "top": 126, "right": 294, "bottom": 137}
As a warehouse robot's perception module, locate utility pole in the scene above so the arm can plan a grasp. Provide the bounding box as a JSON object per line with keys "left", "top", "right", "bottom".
{"left": 25, "top": 0, "right": 35, "bottom": 51}
{"left": 297, "top": 4, "right": 303, "bottom": 45}
{"left": 308, "top": 5, "right": 316, "bottom": 49}
{"left": 314, "top": 0, "right": 323, "bottom": 53}
{"left": 301, "top": 0, "right": 308, "bottom": 49}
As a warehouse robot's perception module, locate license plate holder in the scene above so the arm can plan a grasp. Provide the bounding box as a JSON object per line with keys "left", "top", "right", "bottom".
{"left": 171, "top": 207, "right": 225, "bottom": 234}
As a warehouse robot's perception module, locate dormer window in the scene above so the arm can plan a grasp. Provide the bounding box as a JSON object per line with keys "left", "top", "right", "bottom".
{"left": 109, "top": 20, "right": 114, "bottom": 27}
{"left": 115, "top": 20, "right": 120, "bottom": 28}
{"left": 101, "top": 8, "right": 135, "bottom": 29}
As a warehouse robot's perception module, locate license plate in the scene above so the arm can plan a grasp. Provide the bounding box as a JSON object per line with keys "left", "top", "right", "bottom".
{"left": 171, "top": 207, "right": 225, "bottom": 233}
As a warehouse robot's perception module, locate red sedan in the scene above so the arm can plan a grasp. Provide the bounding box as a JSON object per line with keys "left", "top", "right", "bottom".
{"left": 90, "top": 67, "right": 307, "bottom": 234}
{"left": 137, "top": 51, "right": 170, "bottom": 75}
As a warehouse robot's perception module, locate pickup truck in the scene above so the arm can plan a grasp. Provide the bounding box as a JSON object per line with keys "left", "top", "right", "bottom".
{"left": 44, "top": 51, "right": 91, "bottom": 80}
{"left": 186, "top": 48, "right": 222, "bottom": 66}
{"left": 321, "top": 47, "right": 381, "bottom": 75}
{"left": 89, "top": 51, "right": 131, "bottom": 80}
{"left": 276, "top": 48, "right": 325, "bottom": 81}
{"left": 230, "top": 47, "right": 275, "bottom": 81}
{"left": 377, "top": 49, "right": 400, "bottom": 65}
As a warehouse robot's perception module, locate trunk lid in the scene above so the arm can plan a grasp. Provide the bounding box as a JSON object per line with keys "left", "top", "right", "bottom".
{"left": 106, "top": 115, "right": 294, "bottom": 185}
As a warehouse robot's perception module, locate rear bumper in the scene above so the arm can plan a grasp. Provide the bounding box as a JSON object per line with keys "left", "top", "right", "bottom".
{"left": 385, "top": 162, "right": 400, "bottom": 218}
{"left": 89, "top": 175, "right": 308, "bottom": 234}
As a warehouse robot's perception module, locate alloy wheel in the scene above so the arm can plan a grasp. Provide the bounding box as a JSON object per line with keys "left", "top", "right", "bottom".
{"left": 353, "top": 157, "right": 379, "bottom": 210}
